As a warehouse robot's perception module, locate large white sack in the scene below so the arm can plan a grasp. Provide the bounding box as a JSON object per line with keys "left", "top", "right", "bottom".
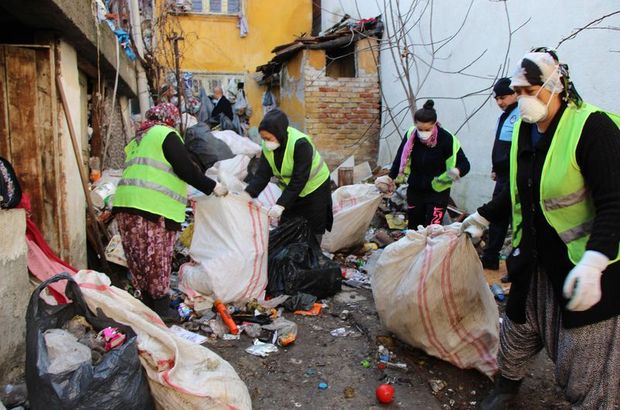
{"left": 180, "top": 194, "right": 268, "bottom": 304}
{"left": 206, "top": 155, "right": 252, "bottom": 186}
{"left": 321, "top": 184, "right": 382, "bottom": 253}
{"left": 371, "top": 224, "right": 499, "bottom": 377}
{"left": 255, "top": 182, "right": 282, "bottom": 208}
{"left": 74, "top": 270, "right": 251, "bottom": 410}
{"left": 211, "top": 130, "right": 261, "bottom": 157}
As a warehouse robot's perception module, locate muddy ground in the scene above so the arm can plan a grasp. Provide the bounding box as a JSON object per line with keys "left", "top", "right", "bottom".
{"left": 208, "top": 283, "right": 570, "bottom": 410}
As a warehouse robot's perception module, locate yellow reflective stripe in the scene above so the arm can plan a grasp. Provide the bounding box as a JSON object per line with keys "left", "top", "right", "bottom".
{"left": 558, "top": 220, "right": 593, "bottom": 243}
{"left": 118, "top": 179, "right": 187, "bottom": 204}
{"left": 126, "top": 156, "right": 174, "bottom": 173}
{"left": 543, "top": 187, "right": 588, "bottom": 211}
{"left": 308, "top": 153, "right": 325, "bottom": 180}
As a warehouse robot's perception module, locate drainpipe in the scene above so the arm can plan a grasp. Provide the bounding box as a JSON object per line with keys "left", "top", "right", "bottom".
{"left": 128, "top": 0, "right": 150, "bottom": 117}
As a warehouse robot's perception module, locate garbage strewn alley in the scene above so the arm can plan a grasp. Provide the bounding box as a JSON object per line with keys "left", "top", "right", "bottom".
{"left": 1, "top": 1, "right": 620, "bottom": 410}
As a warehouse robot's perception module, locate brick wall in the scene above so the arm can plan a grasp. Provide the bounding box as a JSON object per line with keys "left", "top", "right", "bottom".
{"left": 302, "top": 39, "right": 381, "bottom": 170}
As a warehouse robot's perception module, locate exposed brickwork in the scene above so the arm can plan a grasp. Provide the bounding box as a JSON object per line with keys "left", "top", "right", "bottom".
{"left": 301, "top": 44, "right": 380, "bottom": 170}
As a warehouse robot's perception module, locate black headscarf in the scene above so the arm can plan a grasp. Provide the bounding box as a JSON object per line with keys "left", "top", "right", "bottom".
{"left": 258, "top": 109, "right": 289, "bottom": 144}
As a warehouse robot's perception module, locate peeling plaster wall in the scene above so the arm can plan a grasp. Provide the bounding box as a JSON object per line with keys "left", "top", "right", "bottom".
{"left": 278, "top": 51, "right": 307, "bottom": 131}
{"left": 57, "top": 40, "right": 87, "bottom": 268}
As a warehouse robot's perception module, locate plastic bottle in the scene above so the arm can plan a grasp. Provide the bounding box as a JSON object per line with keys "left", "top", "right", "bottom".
{"left": 490, "top": 284, "right": 505, "bottom": 302}
{"left": 214, "top": 299, "right": 239, "bottom": 335}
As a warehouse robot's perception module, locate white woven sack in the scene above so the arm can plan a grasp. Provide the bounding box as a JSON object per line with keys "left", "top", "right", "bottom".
{"left": 321, "top": 184, "right": 382, "bottom": 253}
{"left": 181, "top": 194, "right": 268, "bottom": 304}
{"left": 371, "top": 224, "right": 499, "bottom": 377}
{"left": 74, "top": 270, "right": 251, "bottom": 410}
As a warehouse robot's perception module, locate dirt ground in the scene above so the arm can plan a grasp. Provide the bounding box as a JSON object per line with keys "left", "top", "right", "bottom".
{"left": 205, "top": 261, "right": 571, "bottom": 410}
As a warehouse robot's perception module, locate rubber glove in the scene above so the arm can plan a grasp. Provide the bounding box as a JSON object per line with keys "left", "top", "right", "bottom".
{"left": 563, "top": 250, "right": 608, "bottom": 311}
{"left": 447, "top": 167, "right": 461, "bottom": 181}
{"left": 213, "top": 182, "right": 228, "bottom": 197}
{"left": 375, "top": 175, "right": 395, "bottom": 194}
{"left": 460, "top": 211, "right": 489, "bottom": 243}
{"left": 268, "top": 204, "right": 285, "bottom": 220}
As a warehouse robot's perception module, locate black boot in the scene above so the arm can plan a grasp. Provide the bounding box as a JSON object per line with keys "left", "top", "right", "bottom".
{"left": 480, "top": 375, "right": 522, "bottom": 410}
{"left": 481, "top": 256, "right": 500, "bottom": 270}
{"left": 151, "top": 296, "right": 179, "bottom": 323}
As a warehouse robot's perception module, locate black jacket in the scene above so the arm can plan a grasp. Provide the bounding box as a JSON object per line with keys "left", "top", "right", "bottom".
{"left": 211, "top": 96, "right": 233, "bottom": 121}
{"left": 389, "top": 126, "right": 470, "bottom": 195}
{"left": 479, "top": 104, "right": 620, "bottom": 328}
{"left": 491, "top": 103, "right": 518, "bottom": 176}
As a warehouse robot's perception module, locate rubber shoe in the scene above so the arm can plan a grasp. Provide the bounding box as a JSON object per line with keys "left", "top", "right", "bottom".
{"left": 480, "top": 376, "right": 522, "bottom": 410}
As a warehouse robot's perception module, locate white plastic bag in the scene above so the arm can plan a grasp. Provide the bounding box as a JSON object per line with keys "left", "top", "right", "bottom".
{"left": 74, "top": 270, "right": 251, "bottom": 410}
{"left": 44, "top": 329, "right": 92, "bottom": 374}
{"left": 180, "top": 194, "right": 268, "bottom": 304}
{"left": 321, "top": 184, "right": 382, "bottom": 253}
{"left": 255, "top": 182, "right": 282, "bottom": 208}
{"left": 371, "top": 224, "right": 499, "bottom": 377}
{"left": 211, "top": 130, "right": 261, "bottom": 157}
{"left": 104, "top": 234, "right": 127, "bottom": 267}
{"left": 206, "top": 155, "right": 252, "bottom": 185}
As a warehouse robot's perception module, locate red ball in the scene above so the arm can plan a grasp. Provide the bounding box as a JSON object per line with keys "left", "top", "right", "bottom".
{"left": 376, "top": 384, "right": 395, "bottom": 404}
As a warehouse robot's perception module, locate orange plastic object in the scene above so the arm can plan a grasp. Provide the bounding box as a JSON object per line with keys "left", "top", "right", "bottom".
{"left": 294, "top": 303, "right": 322, "bottom": 316}
{"left": 214, "top": 299, "right": 239, "bottom": 335}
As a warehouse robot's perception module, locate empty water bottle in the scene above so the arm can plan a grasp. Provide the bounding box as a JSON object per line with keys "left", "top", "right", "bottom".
{"left": 490, "top": 284, "right": 505, "bottom": 301}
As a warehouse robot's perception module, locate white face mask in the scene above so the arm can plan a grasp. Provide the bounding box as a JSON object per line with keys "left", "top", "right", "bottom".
{"left": 417, "top": 130, "right": 432, "bottom": 140}
{"left": 264, "top": 140, "right": 280, "bottom": 151}
{"left": 518, "top": 71, "right": 558, "bottom": 124}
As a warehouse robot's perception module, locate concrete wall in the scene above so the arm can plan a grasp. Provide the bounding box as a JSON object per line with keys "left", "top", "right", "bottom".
{"left": 172, "top": 0, "right": 313, "bottom": 126}
{"left": 322, "top": 0, "right": 620, "bottom": 211}
{"left": 58, "top": 39, "right": 87, "bottom": 268}
{"left": 0, "top": 209, "right": 30, "bottom": 384}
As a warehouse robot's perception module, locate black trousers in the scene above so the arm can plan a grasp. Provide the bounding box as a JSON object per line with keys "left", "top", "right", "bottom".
{"left": 483, "top": 175, "right": 510, "bottom": 262}
{"left": 407, "top": 190, "right": 449, "bottom": 229}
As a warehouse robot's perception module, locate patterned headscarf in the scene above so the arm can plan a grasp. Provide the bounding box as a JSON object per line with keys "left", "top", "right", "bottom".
{"left": 136, "top": 102, "right": 180, "bottom": 141}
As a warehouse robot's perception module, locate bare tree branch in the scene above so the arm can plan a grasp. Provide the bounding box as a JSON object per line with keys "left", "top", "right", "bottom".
{"left": 556, "top": 10, "right": 620, "bottom": 48}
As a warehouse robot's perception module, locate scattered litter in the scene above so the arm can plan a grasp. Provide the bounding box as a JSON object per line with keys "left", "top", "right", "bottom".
{"left": 339, "top": 309, "right": 350, "bottom": 320}
{"left": 429, "top": 379, "right": 448, "bottom": 394}
{"left": 360, "top": 359, "right": 371, "bottom": 368}
{"left": 283, "top": 293, "right": 317, "bottom": 312}
{"left": 385, "top": 213, "right": 408, "bottom": 230}
{"left": 289, "top": 358, "right": 303, "bottom": 365}
{"left": 245, "top": 339, "right": 278, "bottom": 357}
{"left": 376, "top": 384, "right": 395, "bottom": 404}
{"left": 330, "top": 327, "right": 356, "bottom": 337}
{"left": 242, "top": 323, "right": 263, "bottom": 338}
{"left": 490, "top": 283, "right": 505, "bottom": 301}
{"left": 343, "top": 386, "right": 355, "bottom": 399}
{"left": 318, "top": 382, "right": 328, "bottom": 390}
{"left": 294, "top": 303, "right": 322, "bottom": 316}
{"left": 263, "top": 317, "right": 298, "bottom": 346}
{"left": 169, "top": 325, "right": 209, "bottom": 344}
{"left": 304, "top": 368, "right": 317, "bottom": 377}
{"left": 222, "top": 333, "right": 241, "bottom": 341}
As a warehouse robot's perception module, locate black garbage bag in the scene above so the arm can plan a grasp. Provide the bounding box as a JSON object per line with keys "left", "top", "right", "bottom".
{"left": 267, "top": 218, "right": 341, "bottom": 299}
{"left": 26, "top": 274, "right": 154, "bottom": 410}
{"left": 184, "top": 122, "right": 234, "bottom": 172}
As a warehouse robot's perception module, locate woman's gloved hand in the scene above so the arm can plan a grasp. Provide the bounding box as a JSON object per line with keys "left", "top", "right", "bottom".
{"left": 460, "top": 211, "right": 489, "bottom": 243}
{"left": 448, "top": 167, "right": 461, "bottom": 181}
{"left": 563, "top": 250, "right": 608, "bottom": 311}
{"left": 375, "top": 175, "right": 395, "bottom": 194}
{"left": 268, "top": 204, "right": 285, "bottom": 220}
{"left": 213, "top": 182, "right": 229, "bottom": 197}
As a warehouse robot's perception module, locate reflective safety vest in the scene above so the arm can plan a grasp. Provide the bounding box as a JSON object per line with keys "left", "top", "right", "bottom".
{"left": 510, "top": 103, "right": 620, "bottom": 264}
{"left": 114, "top": 125, "right": 188, "bottom": 223}
{"left": 399, "top": 125, "right": 461, "bottom": 192}
{"left": 262, "top": 127, "right": 330, "bottom": 197}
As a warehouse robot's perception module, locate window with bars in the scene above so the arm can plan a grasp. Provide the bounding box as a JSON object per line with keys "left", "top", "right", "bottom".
{"left": 189, "top": 0, "right": 241, "bottom": 14}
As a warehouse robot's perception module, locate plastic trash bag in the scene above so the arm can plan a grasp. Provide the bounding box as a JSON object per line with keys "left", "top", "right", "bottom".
{"left": 267, "top": 218, "right": 341, "bottom": 299}
{"left": 43, "top": 329, "right": 92, "bottom": 374}
{"left": 184, "top": 122, "right": 234, "bottom": 172}
{"left": 26, "top": 274, "right": 153, "bottom": 410}
{"left": 371, "top": 224, "right": 499, "bottom": 377}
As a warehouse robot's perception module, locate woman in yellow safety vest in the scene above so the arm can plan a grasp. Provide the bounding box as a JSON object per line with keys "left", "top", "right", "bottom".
{"left": 375, "top": 99, "right": 470, "bottom": 228}
{"left": 462, "top": 49, "right": 620, "bottom": 409}
{"left": 245, "top": 109, "right": 332, "bottom": 243}
{"left": 113, "top": 103, "right": 228, "bottom": 318}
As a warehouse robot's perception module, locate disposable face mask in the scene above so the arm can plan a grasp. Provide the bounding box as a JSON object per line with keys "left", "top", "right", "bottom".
{"left": 264, "top": 140, "right": 280, "bottom": 151}
{"left": 417, "top": 130, "right": 432, "bottom": 140}
{"left": 518, "top": 70, "right": 558, "bottom": 124}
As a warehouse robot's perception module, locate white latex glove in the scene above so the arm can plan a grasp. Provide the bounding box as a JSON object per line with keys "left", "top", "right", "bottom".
{"left": 460, "top": 211, "right": 490, "bottom": 244}
{"left": 213, "top": 182, "right": 228, "bottom": 197}
{"left": 563, "top": 250, "right": 608, "bottom": 311}
{"left": 448, "top": 167, "right": 461, "bottom": 181}
{"left": 268, "top": 204, "right": 285, "bottom": 220}
{"left": 375, "top": 175, "right": 395, "bottom": 194}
